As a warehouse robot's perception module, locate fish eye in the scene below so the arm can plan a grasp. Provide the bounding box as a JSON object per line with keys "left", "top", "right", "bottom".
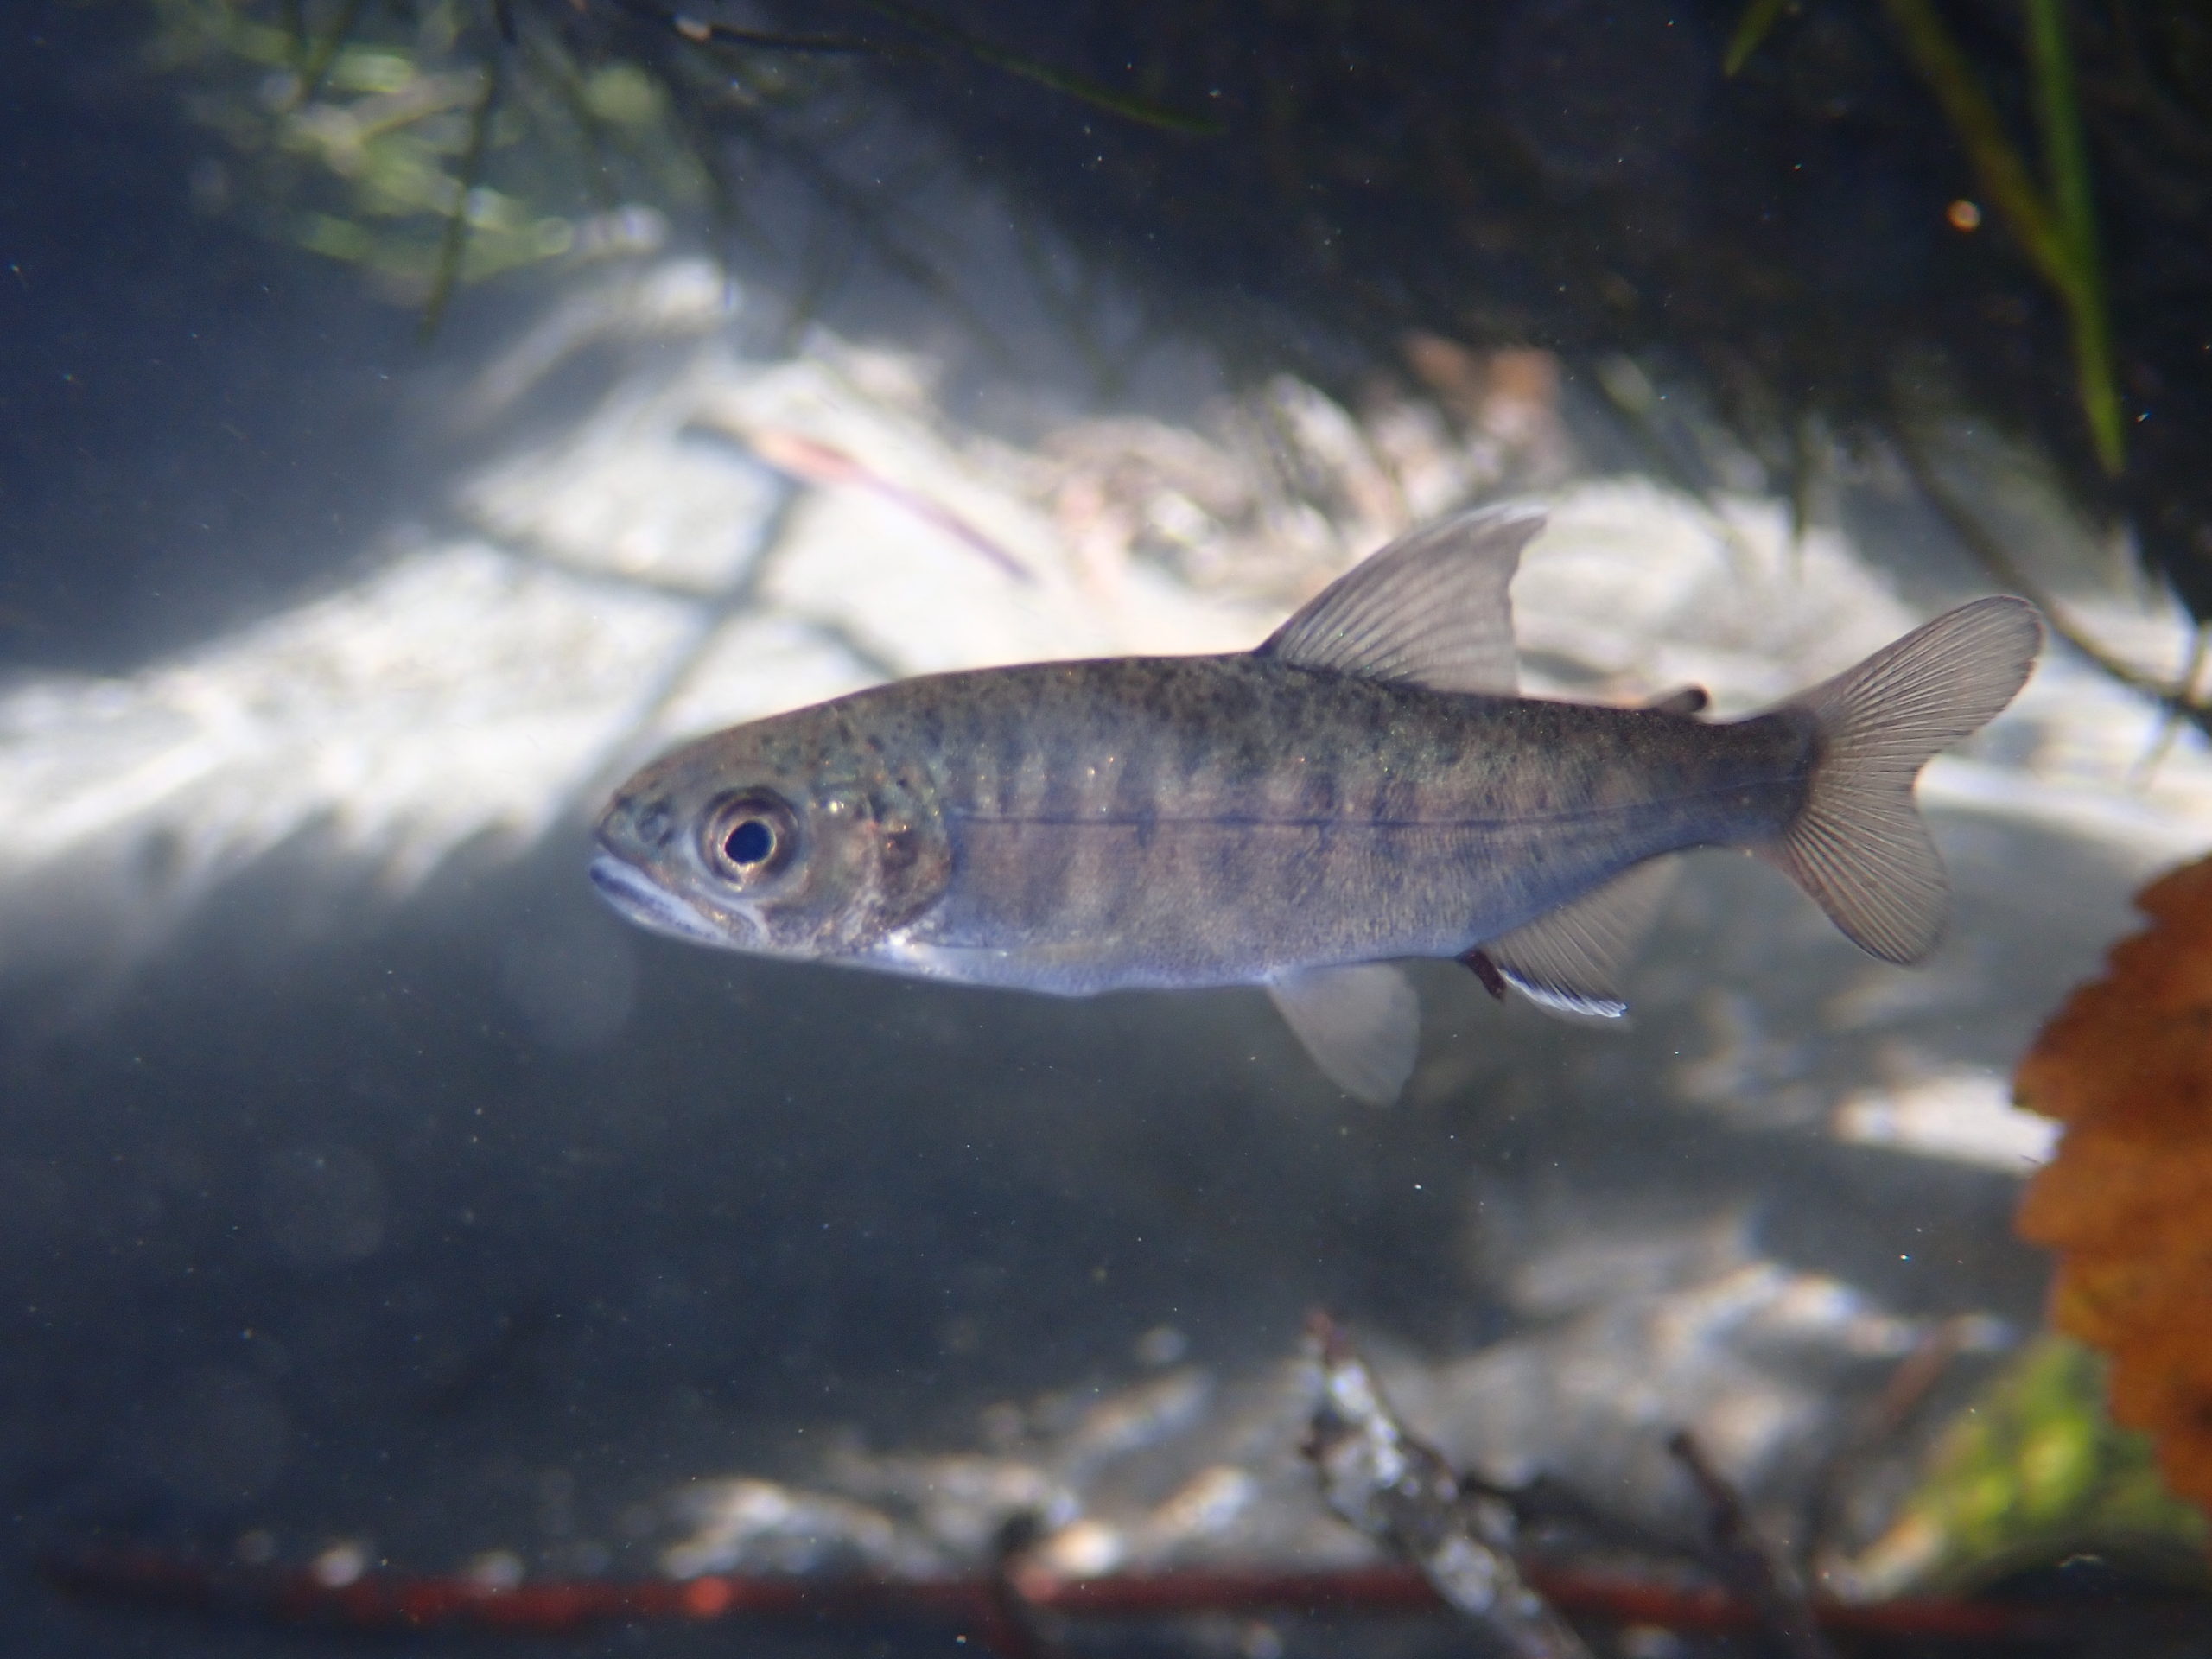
{"left": 725, "top": 818, "right": 773, "bottom": 865}
{"left": 702, "top": 791, "right": 800, "bottom": 884}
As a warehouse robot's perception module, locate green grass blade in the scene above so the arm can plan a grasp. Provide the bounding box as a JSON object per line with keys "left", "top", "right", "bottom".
{"left": 1883, "top": 0, "right": 2122, "bottom": 475}
{"left": 1724, "top": 0, "right": 1793, "bottom": 76}
{"left": 855, "top": 2, "right": 1223, "bottom": 134}
{"left": 419, "top": 59, "right": 501, "bottom": 345}
{"left": 2026, "top": 0, "right": 2123, "bottom": 474}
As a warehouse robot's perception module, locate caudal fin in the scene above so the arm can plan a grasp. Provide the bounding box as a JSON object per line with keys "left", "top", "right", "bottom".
{"left": 1768, "top": 596, "right": 2043, "bottom": 963}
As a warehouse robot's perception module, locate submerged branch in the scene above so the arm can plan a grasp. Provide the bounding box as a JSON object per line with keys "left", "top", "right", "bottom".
{"left": 1668, "top": 1430, "right": 1832, "bottom": 1659}
{"left": 600, "top": 0, "right": 883, "bottom": 55}
{"left": 47, "top": 1540, "right": 2212, "bottom": 1647}
{"left": 1892, "top": 425, "right": 2211, "bottom": 737}
{"left": 1303, "top": 1312, "right": 1592, "bottom": 1659}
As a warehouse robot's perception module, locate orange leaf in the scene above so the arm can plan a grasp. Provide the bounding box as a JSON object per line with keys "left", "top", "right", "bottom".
{"left": 2018, "top": 852, "right": 2212, "bottom": 1519}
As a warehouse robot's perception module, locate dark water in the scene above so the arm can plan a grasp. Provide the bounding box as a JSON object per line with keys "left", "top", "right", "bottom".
{"left": 0, "top": 9, "right": 437, "bottom": 676}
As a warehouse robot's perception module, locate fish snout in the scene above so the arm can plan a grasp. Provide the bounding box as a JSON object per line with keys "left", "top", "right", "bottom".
{"left": 599, "top": 789, "right": 680, "bottom": 856}
{"left": 588, "top": 850, "right": 735, "bottom": 948}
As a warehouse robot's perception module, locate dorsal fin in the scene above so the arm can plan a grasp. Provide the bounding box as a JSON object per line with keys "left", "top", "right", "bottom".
{"left": 1481, "top": 856, "right": 1679, "bottom": 1019}
{"left": 1256, "top": 506, "right": 1542, "bottom": 695}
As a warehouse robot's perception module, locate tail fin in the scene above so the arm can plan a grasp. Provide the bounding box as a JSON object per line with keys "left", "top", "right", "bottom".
{"left": 1767, "top": 596, "right": 2043, "bottom": 963}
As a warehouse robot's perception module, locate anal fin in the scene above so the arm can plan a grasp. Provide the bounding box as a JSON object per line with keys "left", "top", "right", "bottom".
{"left": 1481, "top": 857, "right": 1678, "bottom": 1020}
{"left": 1266, "top": 963, "right": 1421, "bottom": 1105}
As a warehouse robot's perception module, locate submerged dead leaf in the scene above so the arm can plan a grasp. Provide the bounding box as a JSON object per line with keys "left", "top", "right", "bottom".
{"left": 2017, "top": 855, "right": 2212, "bottom": 1518}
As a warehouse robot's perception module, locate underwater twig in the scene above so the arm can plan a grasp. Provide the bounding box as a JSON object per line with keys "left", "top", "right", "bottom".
{"left": 50, "top": 1535, "right": 2212, "bottom": 1646}
{"left": 602, "top": 0, "right": 1219, "bottom": 137}
{"left": 289, "top": 0, "right": 370, "bottom": 106}
{"left": 1881, "top": 0, "right": 2125, "bottom": 476}
{"left": 600, "top": 0, "right": 882, "bottom": 56}
{"left": 982, "top": 1515, "right": 1059, "bottom": 1659}
{"left": 1803, "top": 1316, "right": 1970, "bottom": 1578}
{"left": 1667, "top": 1430, "right": 1832, "bottom": 1659}
{"left": 1787, "top": 410, "right": 1821, "bottom": 555}
{"left": 520, "top": 34, "right": 624, "bottom": 216}
{"left": 2129, "top": 621, "right": 2209, "bottom": 787}
{"left": 739, "top": 429, "right": 1034, "bottom": 582}
{"left": 661, "top": 84, "right": 774, "bottom": 278}
{"left": 419, "top": 56, "right": 504, "bottom": 344}
{"left": 1891, "top": 425, "right": 2212, "bottom": 736}
{"left": 776, "top": 214, "right": 869, "bottom": 353}
{"left": 847, "top": 1, "right": 1224, "bottom": 134}
{"left": 1303, "top": 1312, "right": 1593, "bottom": 1659}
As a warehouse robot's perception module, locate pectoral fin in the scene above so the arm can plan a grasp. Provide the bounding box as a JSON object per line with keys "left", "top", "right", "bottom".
{"left": 1266, "top": 963, "right": 1421, "bottom": 1105}
{"left": 1478, "top": 857, "right": 1678, "bottom": 1019}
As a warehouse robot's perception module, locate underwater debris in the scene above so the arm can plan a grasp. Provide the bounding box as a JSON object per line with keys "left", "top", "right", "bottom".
{"left": 1302, "top": 1312, "right": 1592, "bottom": 1657}
{"left": 2016, "top": 851, "right": 2212, "bottom": 1525}
{"left": 48, "top": 1313, "right": 2212, "bottom": 1651}
{"left": 741, "top": 427, "right": 1035, "bottom": 582}
{"left": 1665, "top": 1428, "right": 1831, "bottom": 1659}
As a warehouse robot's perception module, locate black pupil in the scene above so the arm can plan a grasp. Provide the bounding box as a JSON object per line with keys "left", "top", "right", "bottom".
{"left": 724, "top": 818, "right": 775, "bottom": 866}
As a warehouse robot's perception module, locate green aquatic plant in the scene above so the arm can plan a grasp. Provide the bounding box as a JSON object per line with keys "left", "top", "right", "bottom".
{"left": 149, "top": 0, "right": 717, "bottom": 313}
{"left": 142, "top": 0, "right": 1215, "bottom": 331}
{"left": 1730, "top": 0, "right": 2125, "bottom": 477}
{"left": 1886, "top": 0, "right": 2123, "bottom": 477}
{"left": 1864, "top": 1335, "right": 2208, "bottom": 1593}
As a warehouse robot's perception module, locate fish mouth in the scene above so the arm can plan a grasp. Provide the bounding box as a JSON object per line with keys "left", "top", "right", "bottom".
{"left": 588, "top": 851, "right": 736, "bottom": 948}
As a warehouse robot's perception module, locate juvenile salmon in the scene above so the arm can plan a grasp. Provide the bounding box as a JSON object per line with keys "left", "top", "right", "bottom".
{"left": 591, "top": 508, "right": 2042, "bottom": 1102}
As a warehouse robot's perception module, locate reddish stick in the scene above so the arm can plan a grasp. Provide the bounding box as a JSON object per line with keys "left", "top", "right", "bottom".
{"left": 44, "top": 1545, "right": 2186, "bottom": 1648}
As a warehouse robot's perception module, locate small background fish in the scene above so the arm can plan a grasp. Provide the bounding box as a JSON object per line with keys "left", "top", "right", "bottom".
{"left": 594, "top": 508, "right": 2042, "bottom": 1102}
